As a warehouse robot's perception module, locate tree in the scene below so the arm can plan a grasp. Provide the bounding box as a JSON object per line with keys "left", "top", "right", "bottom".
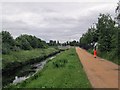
{"left": 2, "top": 31, "right": 15, "bottom": 46}
{"left": 69, "top": 40, "right": 79, "bottom": 46}
{"left": 79, "top": 26, "right": 98, "bottom": 50}
{"left": 57, "top": 41, "right": 60, "bottom": 46}
{"left": 79, "top": 13, "right": 119, "bottom": 64}
{"left": 15, "top": 34, "right": 48, "bottom": 50}
{"left": 2, "top": 31, "right": 15, "bottom": 54}
{"left": 97, "top": 14, "right": 115, "bottom": 52}
{"left": 48, "top": 40, "right": 57, "bottom": 46}
{"left": 15, "top": 35, "right": 32, "bottom": 50}
{"left": 49, "top": 40, "right": 54, "bottom": 46}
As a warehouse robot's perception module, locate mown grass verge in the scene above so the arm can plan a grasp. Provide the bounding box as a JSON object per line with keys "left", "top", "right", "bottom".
{"left": 7, "top": 48, "right": 91, "bottom": 88}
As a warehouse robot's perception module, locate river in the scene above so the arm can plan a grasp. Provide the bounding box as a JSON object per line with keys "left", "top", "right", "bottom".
{"left": 12, "top": 56, "right": 56, "bottom": 85}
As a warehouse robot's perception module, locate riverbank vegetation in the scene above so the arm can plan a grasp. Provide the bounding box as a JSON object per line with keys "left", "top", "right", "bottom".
{"left": 1, "top": 31, "right": 48, "bottom": 55}
{"left": 1, "top": 31, "right": 62, "bottom": 86}
{"left": 2, "top": 47, "right": 60, "bottom": 86}
{"left": 7, "top": 48, "right": 91, "bottom": 88}
{"left": 2, "top": 48, "right": 58, "bottom": 68}
{"left": 79, "top": 14, "right": 119, "bottom": 65}
{"left": 1, "top": 30, "right": 62, "bottom": 69}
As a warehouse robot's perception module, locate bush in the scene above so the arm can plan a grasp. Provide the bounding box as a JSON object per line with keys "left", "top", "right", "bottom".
{"left": 88, "top": 49, "right": 94, "bottom": 54}
{"left": 1, "top": 31, "right": 16, "bottom": 54}
{"left": 2, "top": 43, "right": 11, "bottom": 54}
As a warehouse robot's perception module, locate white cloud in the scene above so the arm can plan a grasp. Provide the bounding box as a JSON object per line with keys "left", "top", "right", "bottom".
{"left": 1, "top": 0, "right": 118, "bottom": 3}
{"left": 2, "top": 1, "right": 118, "bottom": 42}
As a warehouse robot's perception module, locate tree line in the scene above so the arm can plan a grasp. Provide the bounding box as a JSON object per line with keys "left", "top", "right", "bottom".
{"left": 79, "top": 14, "right": 120, "bottom": 64}
{"left": 48, "top": 40, "right": 79, "bottom": 46}
{"left": 1, "top": 30, "right": 80, "bottom": 55}
{"left": 61, "top": 41, "right": 79, "bottom": 46}
{"left": 1, "top": 31, "right": 48, "bottom": 54}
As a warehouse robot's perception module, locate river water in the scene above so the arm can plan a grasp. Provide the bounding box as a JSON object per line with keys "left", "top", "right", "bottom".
{"left": 12, "top": 56, "right": 56, "bottom": 85}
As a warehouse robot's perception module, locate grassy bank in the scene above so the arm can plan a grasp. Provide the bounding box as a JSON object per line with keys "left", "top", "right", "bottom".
{"left": 87, "top": 49, "right": 119, "bottom": 65}
{"left": 2, "top": 47, "right": 61, "bottom": 86}
{"left": 2, "top": 47, "right": 58, "bottom": 68}
{"left": 8, "top": 48, "right": 91, "bottom": 88}
{"left": 98, "top": 50, "right": 119, "bottom": 65}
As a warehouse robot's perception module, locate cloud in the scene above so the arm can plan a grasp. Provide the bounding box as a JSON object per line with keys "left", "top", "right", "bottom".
{"left": 2, "top": 1, "right": 118, "bottom": 42}
{"left": 1, "top": 0, "right": 118, "bottom": 3}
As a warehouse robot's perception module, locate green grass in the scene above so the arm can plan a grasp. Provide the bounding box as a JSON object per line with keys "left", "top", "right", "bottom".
{"left": 87, "top": 48, "right": 119, "bottom": 65}
{"left": 2, "top": 48, "right": 58, "bottom": 68}
{"left": 87, "top": 49, "right": 93, "bottom": 55}
{"left": 9, "top": 48, "right": 91, "bottom": 88}
{"left": 98, "top": 50, "right": 119, "bottom": 65}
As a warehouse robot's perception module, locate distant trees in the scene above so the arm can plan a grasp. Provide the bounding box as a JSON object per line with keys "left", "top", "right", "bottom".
{"left": 16, "top": 34, "right": 48, "bottom": 50}
{"left": 61, "top": 40, "right": 79, "bottom": 46}
{"left": 57, "top": 41, "right": 60, "bottom": 46}
{"left": 69, "top": 40, "right": 79, "bottom": 46}
{"left": 1, "top": 31, "right": 48, "bottom": 54}
{"left": 48, "top": 40, "right": 79, "bottom": 47}
{"left": 48, "top": 40, "right": 61, "bottom": 46}
{"left": 48, "top": 40, "right": 57, "bottom": 46}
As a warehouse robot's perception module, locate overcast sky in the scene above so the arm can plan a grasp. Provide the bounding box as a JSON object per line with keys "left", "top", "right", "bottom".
{"left": 2, "top": 0, "right": 118, "bottom": 42}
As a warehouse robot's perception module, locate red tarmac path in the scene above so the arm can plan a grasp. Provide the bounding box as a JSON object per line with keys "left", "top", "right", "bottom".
{"left": 76, "top": 47, "right": 119, "bottom": 88}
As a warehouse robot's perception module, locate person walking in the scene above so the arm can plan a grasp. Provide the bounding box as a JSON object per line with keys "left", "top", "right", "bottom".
{"left": 94, "top": 46, "right": 97, "bottom": 58}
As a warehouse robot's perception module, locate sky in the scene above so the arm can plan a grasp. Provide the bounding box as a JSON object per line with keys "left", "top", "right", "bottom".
{"left": 1, "top": 0, "right": 118, "bottom": 43}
